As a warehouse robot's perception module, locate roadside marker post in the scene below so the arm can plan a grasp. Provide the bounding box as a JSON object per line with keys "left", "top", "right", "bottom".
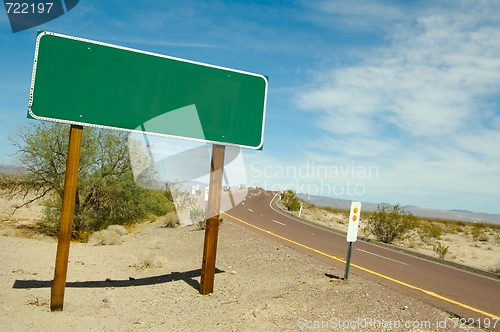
{"left": 27, "top": 31, "right": 267, "bottom": 310}
{"left": 344, "top": 201, "right": 361, "bottom": 280}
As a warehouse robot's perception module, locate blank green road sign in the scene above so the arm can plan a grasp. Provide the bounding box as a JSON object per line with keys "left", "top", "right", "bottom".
{"left": 28, "top": 31, "right": 268, "bottom": 149}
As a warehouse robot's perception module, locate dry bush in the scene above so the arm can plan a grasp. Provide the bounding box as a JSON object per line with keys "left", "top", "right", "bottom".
{"left": 407, "top": 239, "right": 419, "bottom": 249}
{"left": 471, "top": 227, "right": 484, "bottom": 241}
{"left": 134, "top": 250, "right": 162, "bottom": 270}
{"left": 313, "top": 209, "right": 324, "bottom": 221}
{"left": 157, "top": 212, "right": 180, "bottom": 228}
{"left": 26, "top": 297, "right": 48, "bottom": 306}
{"left": 490, "top": 264, "right": 500, "bottom": 274}
{"left": 0, "top": 227, "right": 17, "bottom": 237}
{"left": 445, "top": 223, "right": 463, "bottom": 234}
{"left": 88, "top": 229, "right": 121, "bottom": 245}
{"left": 433, "top": 241, "right": 449, "bottom": 259}
{"left": 106, "top": 225, "right": 128, "bottom": 236}
{"left": 478, "top": 233, "right": 490, "bottom": 242}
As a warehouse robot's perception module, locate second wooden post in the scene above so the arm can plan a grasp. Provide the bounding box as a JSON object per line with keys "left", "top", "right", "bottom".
{"left": 51, "top": 125, "right": 83, "bottom": 311}
{"left": 200, "top": 144, "right": 225, "bottom": 295}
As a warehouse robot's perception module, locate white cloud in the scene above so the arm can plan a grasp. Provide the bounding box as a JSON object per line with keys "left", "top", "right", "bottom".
{"left": 294, "top": 0, "right": 500, "bottom": 211}
{"left": 298, "top": 1, "right": 500, "bottom": 140}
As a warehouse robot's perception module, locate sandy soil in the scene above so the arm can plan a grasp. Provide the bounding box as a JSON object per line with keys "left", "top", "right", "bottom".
{"left": 0, "top": 194, "right": 492, "bottom": 331}
{"left": 289, "top": 203, "right": 500, "bottom": 274}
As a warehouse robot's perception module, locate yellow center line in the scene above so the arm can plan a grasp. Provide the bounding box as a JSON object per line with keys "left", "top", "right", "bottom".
{"left": 222, "top": 211, "right": 500, "bottom": 320}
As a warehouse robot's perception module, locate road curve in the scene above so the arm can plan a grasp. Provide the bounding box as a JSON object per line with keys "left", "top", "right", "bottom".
{"left": 222, "top": 189, "right": 500, "bottom": 328}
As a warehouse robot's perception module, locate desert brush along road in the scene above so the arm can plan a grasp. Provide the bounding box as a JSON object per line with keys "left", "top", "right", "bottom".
{"left": 222, "top": 189, "right": 500, "bottom": 328}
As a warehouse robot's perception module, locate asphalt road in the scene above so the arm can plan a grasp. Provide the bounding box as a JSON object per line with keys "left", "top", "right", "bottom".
{"left": 222, "top": 189, "right": 500, "bottom": 328}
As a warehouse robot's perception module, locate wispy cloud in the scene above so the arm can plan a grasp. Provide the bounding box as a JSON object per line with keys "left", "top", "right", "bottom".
{"left": 301, "top": 0, "right": 409, "bottom": 32}
{"left": 298, "top": 1, "right": 500, "bottom": 141}
{"left": 295, "top": 0, "right": 500, "bottom": 211}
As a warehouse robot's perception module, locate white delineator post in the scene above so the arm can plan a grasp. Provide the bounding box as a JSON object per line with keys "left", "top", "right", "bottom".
{"left": 344, "top": 201, "right": 361, "bottom": 280}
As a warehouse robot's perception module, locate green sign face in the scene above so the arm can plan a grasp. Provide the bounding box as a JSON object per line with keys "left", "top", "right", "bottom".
{"left": 28, "top": 31, "right": 268, "bottom": 149}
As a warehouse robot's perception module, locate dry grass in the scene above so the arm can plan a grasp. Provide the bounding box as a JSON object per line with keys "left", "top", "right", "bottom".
{"left": 88, "top": 229, "right": 121, "bottom": 246}
{"left": 106, "top": 224, "right": 128, "bottom": 236}
{"left": 134, "top": 249, "right": 162, "bottom": 270}
{"left": 478, "top": 233, "right": 490, "bottom": 242}
{"left": 490, "top": 263, "right": 500, "bottom": 274}
{"left": 156, "top": 212, "right": 180, "bottom": 228}
{"left": 0, "top": 227, "right": 17, "bottom": 237}
{"left": 407, "top": 239, "right": 419, "bottom": 249}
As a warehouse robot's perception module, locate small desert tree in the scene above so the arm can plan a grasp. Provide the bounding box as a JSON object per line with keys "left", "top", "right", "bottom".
{"left": 3, "top": 122, "right": 173, "bottom": 236}
{"left": 364, "top": 204, "right": 417, "bottom": 243}
{"left": 280, "top": 190, "right": 301, "bottom": 211}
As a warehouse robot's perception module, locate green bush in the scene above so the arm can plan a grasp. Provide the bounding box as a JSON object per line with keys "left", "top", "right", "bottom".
{"left": 364, "top": 204, "right": 417, "bottom": 244}
{"left": 280, "top": 190, "right": 301, "bottom": 212}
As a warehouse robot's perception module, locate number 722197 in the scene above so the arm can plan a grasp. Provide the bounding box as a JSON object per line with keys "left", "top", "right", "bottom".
{"left": 451, "top": 317, "right": 498, "bottom": 329}
{"left": 5, "top": 3, "right": 53, "bottom": 14}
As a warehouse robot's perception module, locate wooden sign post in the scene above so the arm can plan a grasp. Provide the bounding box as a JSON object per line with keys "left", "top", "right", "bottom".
{"left": 200, "top": 144, "right": 225, "bottom": 295}
{"left": 50, "top": 125, "right": 83, "bottom": 311}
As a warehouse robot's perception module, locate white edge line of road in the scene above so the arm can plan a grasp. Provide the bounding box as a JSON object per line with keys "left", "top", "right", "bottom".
{"left": 357, "top": 248, "right": 409, "bottom": 266}
{"left": 267, "top": 191, "right": 500, "bottom": 283}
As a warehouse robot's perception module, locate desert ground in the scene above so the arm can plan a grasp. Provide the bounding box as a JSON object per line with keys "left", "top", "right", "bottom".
{"left": 0, "top": 192, "right": 494, "bottom": 331}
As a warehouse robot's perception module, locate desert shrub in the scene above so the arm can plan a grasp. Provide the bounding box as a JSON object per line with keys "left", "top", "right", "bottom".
{"left": 134, "top": 250, "right": 162, "bottom": 270}
{"left": 364, "top": 204, "right": 417, "bottom": 244}
{"left": 490, "top": 264, "right": 500, "bottom": 274}
{"left": 478, "top": 233, "right": 490, "bottom": 242}
{"left": 471, "top": 227, "right": 483, "bottom": 241}
{"left": 157, "top": 211, "right": 180, "bottom": 228}
{"left": 433, "top": 241, "right": 449, "bottom": 259}
{"left": 88, "top": 229, "right": 121, "bottom": 245}
{"left": 107, "top": 225, "right": 128, "bottom": 236}
{"left": 280, "top": 190, "right": 301, "bottom": 212}
{"left": 457, "top": 221, "right": 465, "bottom": 227}
{"left": 442, "top": 221, "right": 460, "bottom": 234}
{"left": 419, "top": 221, "right": 444, "bottom": 240}
{"left": 407, "top": 239, "right": 418, "bottom": 249}
{"left": 0, "top": 227, "right": 17, "bottom": 237}
{"left": 190, "top": 206, "right": 205, "bottom": 223}
{"left": 313, "top": 209, "right": 325, "bottom": 221}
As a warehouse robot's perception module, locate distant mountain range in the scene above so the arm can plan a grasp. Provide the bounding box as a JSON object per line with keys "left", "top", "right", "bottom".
{"left": 0, "top": 165, "right": 26, "bottom": 176}
{"left": 4, "top": 164, "right": 498, "bottom": 225}
{"left": 298, "top": 194, "right": 500, "bottom": 225}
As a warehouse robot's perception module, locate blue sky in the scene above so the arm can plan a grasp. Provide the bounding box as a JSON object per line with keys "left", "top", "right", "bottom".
{"left": 2, "top": 0, "right": 500, "bottom": 214}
